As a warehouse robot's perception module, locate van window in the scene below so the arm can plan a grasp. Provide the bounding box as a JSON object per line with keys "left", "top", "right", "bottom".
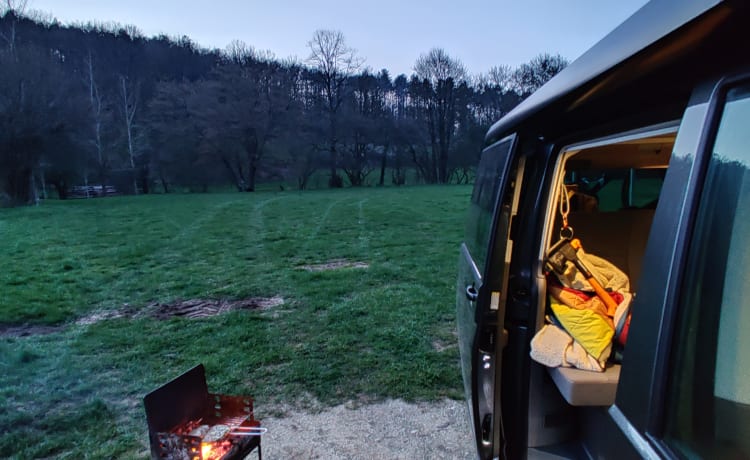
{"left": 465, "top": 137, "right": 514, "bottom": 273}
{"left": 547, "top": 131, "right": 674, "bottom": 291}
{"left": 664, "top": 84, "right": 750, "bottom": 458}
{"left": 563, "top": 167, "right": 666, "bottom": 212}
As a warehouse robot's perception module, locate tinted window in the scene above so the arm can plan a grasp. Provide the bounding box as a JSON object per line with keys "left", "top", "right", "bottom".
{"left": 630, "top": 169, "right": 666, "bottom": 208}
{"left": 564, "top": 168, "right": 665, "bottom": 212}
{"left": 464, "top": 138, "right": 514, "bottom": 273}
{"left": 664, "top": 84, "right": 750, "bottom": 458}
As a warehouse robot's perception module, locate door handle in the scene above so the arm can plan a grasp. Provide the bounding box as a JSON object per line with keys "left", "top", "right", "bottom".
{"left": 465, "top": 284, "right": 478, "bottom": 302}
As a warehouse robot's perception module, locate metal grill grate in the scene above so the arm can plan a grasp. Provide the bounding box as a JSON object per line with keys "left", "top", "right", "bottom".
{"left": 144, "top": 364, "right": 263, "bottom": 460}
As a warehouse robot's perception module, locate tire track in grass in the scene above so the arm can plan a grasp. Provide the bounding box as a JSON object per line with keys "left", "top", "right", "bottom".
{"left": 171, "top": 197, "right": 247, "bottom": 241}
{"left": 297, "top": 196, "right": 348, "bottom": 258}
{"left": 132, "top": 196, "right": 248, "bottom": 272}
{"left": 243, "top": 194, "right": 287, "bottom": 258}
{"left": 97, "top": 197, "right": 250, "bottom": 301}
{"left": 190, "top": 194, "right": 286, "bottom": 291}
{"left": 357, "top": 198, "right": 370, "bottom": 256}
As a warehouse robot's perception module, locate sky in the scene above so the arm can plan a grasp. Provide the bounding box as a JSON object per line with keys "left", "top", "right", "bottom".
{"left": 29, "top": 0, "right": 650, "bottom": 77}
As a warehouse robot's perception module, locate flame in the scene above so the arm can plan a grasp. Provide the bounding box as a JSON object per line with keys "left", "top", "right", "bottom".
{"left": 201, "top": 443, "right": 213, "bottom": 459}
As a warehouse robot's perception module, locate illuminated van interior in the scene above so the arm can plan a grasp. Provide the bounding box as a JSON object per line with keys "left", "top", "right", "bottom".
{"left": 529, "top": 127, "right": 677, "bottom": 447}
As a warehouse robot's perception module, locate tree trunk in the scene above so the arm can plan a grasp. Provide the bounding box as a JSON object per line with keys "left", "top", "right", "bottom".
{"left": 246, "top": 158, "right": 257, "bottom": 192}
{"left": 51, "top": 179, "right": 69, "bottom": 200}
{"left": 5, "top": 167, "right": 34, "bottom": 206}
{"left": 120, "top": 76, "right": 139, "bottom": 195}
{"left": 329, "top": 145, "right": 342, "bottom": 188}
{"left": 328, "top": 115, "right": 342, "bottom": 188}
{"left": 378, "top": 144, "right": 388, "bottom": 186}
{"left": 160, "top": 173, "right": 169, "bottom": 194}
{"left": 220, "top": 155, "right": 244, "bottom": 192}
{"left": 140, "top": 165, "right": 150, "bottom": 194}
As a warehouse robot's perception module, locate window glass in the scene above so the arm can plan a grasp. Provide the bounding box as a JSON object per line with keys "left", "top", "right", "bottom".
{"left": 464, "top": 138, "right": 513, "bottom": 273}
{"left": 563, "top": 168, "right": 665, "bottom": 212}
{"left": 631, "top": 169, "right": 666, "bottom": 208}
{"left": 665, "top": 84, "right": 750, "bottom": 459}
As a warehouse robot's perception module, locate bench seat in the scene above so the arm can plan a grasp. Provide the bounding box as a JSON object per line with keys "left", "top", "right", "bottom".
{"left": 548, "top": 365, "right": 620, "bottom": 406}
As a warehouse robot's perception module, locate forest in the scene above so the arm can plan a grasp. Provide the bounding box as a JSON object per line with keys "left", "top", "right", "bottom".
{"left": 0, "top": 5, "right": 568, "bottom": 206}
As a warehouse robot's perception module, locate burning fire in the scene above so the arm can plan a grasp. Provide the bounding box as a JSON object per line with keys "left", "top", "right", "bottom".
{"left": 200, "top": 441, "right": 232, "bottom": 460}
{"left": 201, "top": 443, "right": 213, "bottom": 459}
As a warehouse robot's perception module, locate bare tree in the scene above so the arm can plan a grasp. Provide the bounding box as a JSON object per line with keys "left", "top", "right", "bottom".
{"left": 0, "top": 43, "right": 84, "bottom": 205}
{"left": 119, "top": 75, "right": 140, "bottom": 194}
{"left": 225, "top": 39, "right": 255, "bottom": 66}
{"left": 307, "top": 29, "right": 363, "bottom": 187}
{"left": 473, "top": 64, "right": 520, "bottom": 126}
{"left": 0, "top": 0, "right": 29, "bottom": 55}
{"left": 485, "top": 65, "right": 513, "bottom": 91}
{"left": 512, "top": 53, "right": 568, "bottom": 97}
{"left": 415, "top": 48, "right": 466, "bottom": 86}
{"left": 414, "top": 48, "right": 466, "bottom": 183}
{"left": 84, "top": 51, "right": 111, "bottom": 189}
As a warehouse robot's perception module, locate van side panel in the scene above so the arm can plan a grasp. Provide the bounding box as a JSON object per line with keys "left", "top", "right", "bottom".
{"left": 616, "top": 98, "right": 713, "bottom": 433}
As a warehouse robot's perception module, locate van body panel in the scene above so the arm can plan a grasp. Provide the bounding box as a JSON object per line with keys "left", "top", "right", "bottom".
{"left": 458, "top": 2, "right": 750, "bottom": 458}
{"left": 457, "top": 134, "right": 519, "bottom": 458}
{"left": 616, "top": 99, "right": 713, "bottom": 433}
{"left": 485, "top": 0, "right": 724, "bottom": 145}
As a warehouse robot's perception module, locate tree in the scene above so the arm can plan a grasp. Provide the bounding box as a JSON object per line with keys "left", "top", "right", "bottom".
{"left": 148, "top": 80, "right": 214, "bottom": 192}
{"left": 307, "top": 29, "right": 363, "bottom": 187}
{"left": 414, "top": 48, "right": 467, "bottom": 183}
{"left": 187, "top": 53, "right": 301, "bottom": 192}
{"left": 0, "top": 44, "right": 85, "bottom": 205}
{"left": 512, "top": 53, "right": 569, "bottom": 97}
{"left": 119, "top": 74, "right": 141, "bottom": 193}
{"left": 473, "top": 65, "right": 522, "bottom": 127}
{"left": 0, "top": 0, "right": 28, "bottom": 54}
{"left": 82, "top": 50, "right": 117, "bottom": 189}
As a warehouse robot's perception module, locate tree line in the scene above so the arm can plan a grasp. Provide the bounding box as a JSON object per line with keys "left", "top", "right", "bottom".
{"left": 0, "top": 5, "right": 568, "bottom": 206}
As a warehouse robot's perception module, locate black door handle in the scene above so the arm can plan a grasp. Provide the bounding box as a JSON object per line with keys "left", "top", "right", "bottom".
{"left": 465, "top": 284, "right": 478, "bottom": 302}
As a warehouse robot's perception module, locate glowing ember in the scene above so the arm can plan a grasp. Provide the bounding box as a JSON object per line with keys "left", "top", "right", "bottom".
{"left": 201, "top": 443, "right": 213, "bottom": 459}
{"left": 199, "top": 441, "right": 232, "bottom": 460}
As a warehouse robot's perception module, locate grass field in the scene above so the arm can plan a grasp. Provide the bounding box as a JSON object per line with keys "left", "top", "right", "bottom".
{"left": 0, "top": 185, "right": 471, "bottom": 458}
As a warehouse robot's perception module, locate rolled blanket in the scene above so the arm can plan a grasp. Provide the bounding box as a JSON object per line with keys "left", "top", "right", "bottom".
{"left": 555, "top": 248, "right": 630, "bottom": 293}
{"left": 530, "top": 324, "right": 607, "bottom": 372}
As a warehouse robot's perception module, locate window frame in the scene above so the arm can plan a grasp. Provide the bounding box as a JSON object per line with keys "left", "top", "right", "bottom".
{"left": 605, "top": 76, "right": 734, "bottom": 457}
{"left": 653, "top": 76, "right": 750, "bottom": 458}
{"left": 464, "top": 134, "right": 518, "bottom": 278}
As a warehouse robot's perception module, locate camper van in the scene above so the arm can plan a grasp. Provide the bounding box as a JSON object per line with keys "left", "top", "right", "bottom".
{"left": 456, "top": 0, "right": 750, "bottom": 458}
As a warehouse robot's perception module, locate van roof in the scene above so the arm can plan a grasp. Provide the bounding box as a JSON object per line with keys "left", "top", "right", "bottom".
{"left": 485, "top": 0, "right": 724, "bottom": 145}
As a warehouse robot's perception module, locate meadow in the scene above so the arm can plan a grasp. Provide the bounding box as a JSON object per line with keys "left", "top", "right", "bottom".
{"left": 0, "top": 185, "right": 471, "bottom": 458}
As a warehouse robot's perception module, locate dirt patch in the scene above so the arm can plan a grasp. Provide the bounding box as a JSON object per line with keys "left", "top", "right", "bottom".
{"left": 257, "top": 398, "right": 474, "bottom": 459}
{"left": 148, "top": 296, "right": 284, "bottom": 320}
{"left": 0, "top": 324, "right": 64, "bottom": 337}
{"left": 74, "top": 296, "right": 284, "bottom": 325}
{"left": 75, "top": 310, "right": 131, "bottom": 326}
{"left": 432, "top": 339, "right": 456, "bottom": 353}
{"left": 298, "top": 259, "right": 369, "bottom": 272}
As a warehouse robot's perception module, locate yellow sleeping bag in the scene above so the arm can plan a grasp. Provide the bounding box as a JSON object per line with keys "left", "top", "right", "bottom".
{"left": 549, "top": 293, "right": 614, "bottom": 361}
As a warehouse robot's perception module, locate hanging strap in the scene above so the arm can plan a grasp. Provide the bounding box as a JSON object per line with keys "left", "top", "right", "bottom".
{"left": 559, "top": 182, "right": 573, "bottom": 240}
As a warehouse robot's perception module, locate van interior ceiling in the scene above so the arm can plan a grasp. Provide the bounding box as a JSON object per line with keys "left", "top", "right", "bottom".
{"left": 528, "top": 128, "right": 677, "bottom": 450}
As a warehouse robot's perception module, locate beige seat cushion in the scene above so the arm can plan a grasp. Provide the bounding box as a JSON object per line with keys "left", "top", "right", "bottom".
{"left": 548, "top": 365, "right": 620, "bottom": 406}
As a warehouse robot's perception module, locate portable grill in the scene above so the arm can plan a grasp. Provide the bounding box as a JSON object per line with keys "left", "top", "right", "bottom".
{"left": 144, "top": 364, "right": 263, "bottom": 460}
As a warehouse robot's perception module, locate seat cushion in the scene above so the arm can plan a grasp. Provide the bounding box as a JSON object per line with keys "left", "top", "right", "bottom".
{"left": 548, "top": 364, "right": 620, "bottom": 406}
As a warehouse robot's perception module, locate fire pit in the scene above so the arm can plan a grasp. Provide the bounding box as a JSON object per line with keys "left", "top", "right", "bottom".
{"left": 144, "top": 364, "right": 263, "bottom": 460}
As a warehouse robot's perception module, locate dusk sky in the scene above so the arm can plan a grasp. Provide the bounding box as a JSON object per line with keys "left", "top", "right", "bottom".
{"left": 30, "top": 0, "right": 649, "bottom": 77}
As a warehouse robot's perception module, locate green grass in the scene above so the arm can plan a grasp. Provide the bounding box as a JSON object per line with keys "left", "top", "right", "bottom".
{"left": 0, "top": 185, "right": 471, "bottom": 459}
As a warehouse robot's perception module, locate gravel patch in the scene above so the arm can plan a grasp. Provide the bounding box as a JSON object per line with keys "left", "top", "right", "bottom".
{"left": 256, "top": 399, "right": 475, "bottom": 460}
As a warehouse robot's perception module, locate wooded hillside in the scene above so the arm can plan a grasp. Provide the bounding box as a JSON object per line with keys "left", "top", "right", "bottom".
{"left": 0, "top": 7, "right": 567, "bottom": 205}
